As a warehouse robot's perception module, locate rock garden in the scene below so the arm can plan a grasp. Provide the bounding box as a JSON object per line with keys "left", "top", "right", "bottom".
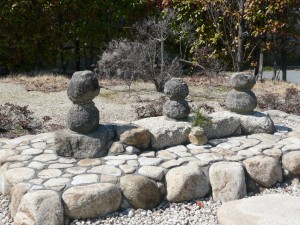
{"left": 0, "top": 71, "right": 300, "bottom": 225}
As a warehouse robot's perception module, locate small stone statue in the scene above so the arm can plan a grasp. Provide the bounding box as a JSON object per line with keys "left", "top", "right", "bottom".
{"left": 225, "top": 72, "right": 257, "bottom": 114}
{"left": 163, "top": 78, "right": 190, "bottom": 119}
{"left": 67, "top": 70, "right": 100, "bottom": 133}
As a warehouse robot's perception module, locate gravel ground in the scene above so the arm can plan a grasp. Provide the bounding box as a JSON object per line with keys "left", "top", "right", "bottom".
{"left": 1, "top": 81, "right": 300, "bottom": 225}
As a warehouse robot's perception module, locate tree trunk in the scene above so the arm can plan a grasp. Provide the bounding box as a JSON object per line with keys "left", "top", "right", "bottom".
{"left": 258, "top": 43, "right": 264, "bottom": 82}
{"left": 75, "top": 39, "right": 80, "bottom": 71}
{"left": 237, "top": 0, "right": 245, "bottom": 72}
{"left": 281, "top": 49, "right": 287, "bottom": 81}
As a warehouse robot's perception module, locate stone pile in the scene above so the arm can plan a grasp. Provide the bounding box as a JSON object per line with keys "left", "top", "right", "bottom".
{"left": 66, "top": 70, "right": 100, "bottom": 133}
{"left": 188, "top": 127, "right": 208, "bottom": 146}
{"left": 55, "top": 71, "right": 115, "bottom": 159}
{"left": 225, "top": 72, "right": 257, "bottom": 114}
{"left": 163, "top": 78, "right": 190, "bottom": 119}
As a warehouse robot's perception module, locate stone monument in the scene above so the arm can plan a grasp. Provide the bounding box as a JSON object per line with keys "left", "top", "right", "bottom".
{"left": 225, "top": 72, "right": 257, "bottom": 114}
{"left": 55, "top": 70, "right": 114, "bottom": 158}
{"left": 163, "top": 78, "right": 190, "bottom": 119}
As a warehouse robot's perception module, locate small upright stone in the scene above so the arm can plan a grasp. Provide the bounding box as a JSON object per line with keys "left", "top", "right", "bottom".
{"left": 163, "top": 78, "right": 190, "bottom": 120}
{"left": 225, "top": 72, "right": 257, "bottom": 114}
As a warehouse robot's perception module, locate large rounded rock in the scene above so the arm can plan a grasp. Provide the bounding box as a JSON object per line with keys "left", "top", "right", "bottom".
{"left": 209, "top": 162, "right": 246, "bottom": 202}
{"left": 164, "top": 78, "right": 189, "bottom": 100}
{"left": 120, "top": 175, "right": 160, "bottom": 209}
{"left": 67, "top": 102, "right": 99, "bottom": 133}
{"left": 282, "top": 151, "right": 300, "bottom": 175}
{"left": 62, "top": 183, "right": 121, "bottom": 219}
{"left": 163, "top": 100, "right": 190, "bottom": 119}
{"left": 166, "top": 165, "right": 210, "bottom": 202}
{"left": 217, "top": 194, "right": 300, "bottom": 225}
{"left": 55, "top": 125, "right": 114, "bottom": 158}
{"left": 230, "top": 72, "right": 256, "bottom": 90}
{"left": 67, "top": 70, "right": 100, "bottom": 103}
{"left": 225, "top": 90, "right": 257, "bottom": 114}
{"left": 10, "top": 183, "right": 32, "bottom": 218}
{"left": 120, "top": 127, "right": 151, "bottom": 149}
{"left": 243, "top": 155, "right": 282, "bottom": 188}
{"left": 133, "top": 116, "right": 191, "bottom": 149}
{"left": 14, "top": 190, "right": 64, "bottom": 225}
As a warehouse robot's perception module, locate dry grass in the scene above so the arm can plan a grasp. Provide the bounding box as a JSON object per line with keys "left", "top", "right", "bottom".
{"left": 254, "top": 80, "right": 300, "bottom": 96}
{"left": 1, "top": 74, "right": 69, "bottom": 93}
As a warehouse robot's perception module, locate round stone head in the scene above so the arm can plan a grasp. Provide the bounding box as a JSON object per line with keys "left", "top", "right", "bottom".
{"left": 164, "top": 78, "right": 189, "bottom": 100}
{"left": 230, "top": 72, "right": 256, "bottom": 90}
{"left": 67, "top": 70, "right": 100, "bottom": 103}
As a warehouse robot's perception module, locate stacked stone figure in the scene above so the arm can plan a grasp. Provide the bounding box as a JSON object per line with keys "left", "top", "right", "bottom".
{"left": 163, "top": 78, "right": 190, "bottom": 119}
{"left": 225, "top": 72, "right": 257, "bottom": 114}
{"left": 67, "top": 70, "right": 100, "bottom": 133}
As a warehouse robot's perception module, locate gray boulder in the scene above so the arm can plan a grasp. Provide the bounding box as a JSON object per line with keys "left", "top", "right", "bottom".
{"left": 163, "top": 100, "right": 190, "bottom": 119}
{"left": 203, "top": 111, "right": 241, "bottom": 139}
{"left": 243, "top": 155, "right": 282, "bottom": 188}
{"left": 120, "top": 175, "right": 160, "bottom": 209}
{"left": 14, "top": 190, "right": 64, "bottom": 225}
{"left": 217, "top": 194, "right": 300, "bottom": 225}
{"left": 225, "top": 89, "right": 257, "bottom": 114}
{"left": 209, "top": 162, "right": 246, "bottom": 202}
{"left": 55, "top": 125, "right": 114, "bottom": 158}
{"left": 239, "top": 111, "right": 275, "bottom": 134}
{"left": 62, "top": 183, "right": 121, "bottom": 219}
{"left": 282, "top": 151, "right": 300, "bottom": 175}
{"left": 67, "top": 70, "right": 100, "bottom": 103}
{"left": 133, "top": 116, "right": 191, "bottom": 149}
{"left": 164, "top": 78, "right": 189, "bottom": 100}
{"left": 230, "top": 72, "right": 256, "bottom": 90}
{"left": 166, "top": 164, "right": 210, "bottom": 202}
{"left": 67, "top": 102, "right": 99, "bottom": 134}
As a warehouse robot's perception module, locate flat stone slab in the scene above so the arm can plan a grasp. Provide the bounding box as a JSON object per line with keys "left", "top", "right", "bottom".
{"left": 217, "top": 194, "right": 300, "bottom": 225}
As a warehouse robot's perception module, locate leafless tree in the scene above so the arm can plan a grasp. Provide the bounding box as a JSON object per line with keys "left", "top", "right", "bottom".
{"left": 97, "top": 13, "right": 182, "bottom": 92}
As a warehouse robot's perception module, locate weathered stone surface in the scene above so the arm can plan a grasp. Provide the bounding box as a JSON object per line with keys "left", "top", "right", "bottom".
{"left": 38, "top": 169, "right": 62, "bottom": 179}
{"left": 125, "top": 146, "right": 141, "bottom": 155}
{"left": 120, "top": 127, "right": 151, "bottom": 149}
{"left": 67, "top": 70, "right": 100, "bottom": 103}
{"left": 166, "top": 165, "right": 210, "bottom": 202}
{"left": 77, "top": 158, "right": 101, "bottom": 167}
{"left": 32, "top": 153, "right": 58, "bottom": 162}
{"left": 14, "top": 190, "right": 64, "bottom": 225}
{"left": 243, "top": 155, "right": 282, "bottom": 187}
{"left": 55, "top": 125, "right": 114, "bottom": 158}
{"left": 10, "top": 183, "right": 32, "bottom": 218}
{"left": 188, "top": 133, "right": 208, "bottom": 145}
{"left": 66, "top": 102, "right": 99, "bottom": 133}
{"left": 225, "top": 90, "right": 257, "bottom": 114}
{"left": 163, "top": 100, "right": 190, "bottom": 119}
{"left": 71, "top": 174, "right": 99, "bottom": 185}
{"left": 209, "top": 162, "right": 246, "bottom": 202}
{"left": 138, "top": 166, "right": 166, "bottom": 181}
{"left": 229, "top": 72, "right": 256, "bottom": 90}
{"left": 164, "top": 78, "right": 189, "bottom": 100}
{"left": 2, "top": 168, "right": 35, "bottom": 195}
{"left": 203, "top": 111, "right": 241, "bottom": 139}
{"left": 119, "top": 165, "right": 136, "bottom": 174}
{"left": 282, "top": 151, "right": 300, "bottom": 175}
{"left": 108, "top": 142, "right": 125, "bottom": 155}
{"left": 87, "top": 165, "right": 122, "bottom": 176}
{"left": 133, "top": 116, "right": 191, "bottom": 149}
{"left": 120, "top": 175, "right": 160, "bottom": 209}
{"left": 43, "top": 178, "right": 70, "bottom": 191}
{"left": 66, "top": 167, "right": 87, "bottom": 175}
{"left": 195, "top": 153, "right": 224, "bottom": 163}
{"left": 239, "top": 111, "right": 275, "bottom": 134}
{"left": 190, "top": 126, "right": 205, "bottom": 136}
{"left": 156, "top": 150, "right": 178, "bottom": 160}
{"left": 217, "top": 194, "right": 300, "bottom": 225}
{"left": 138, "top": 157, "right": 164, "bottom": 166}
{"left": 63, "top": 183, "right": 121, "bottom": 219}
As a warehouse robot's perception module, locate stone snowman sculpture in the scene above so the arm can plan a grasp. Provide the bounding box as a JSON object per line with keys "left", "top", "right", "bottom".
{"left": 225, "top": 72, "right": 257, "bottom": 114}
{"left": 55, "top": 70, "right": 114, "bottom": 159}
{"left": 163, "top": 78, "right": 208, "bottom": 145}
